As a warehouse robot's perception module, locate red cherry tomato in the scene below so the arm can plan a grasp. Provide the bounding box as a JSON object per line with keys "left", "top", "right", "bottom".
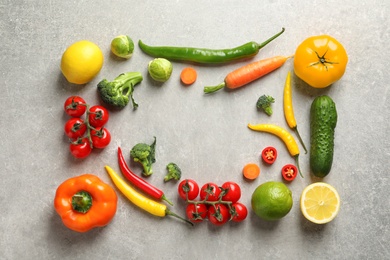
{"left": 261, "top": 146, "right": 277, "bottom": 164}
{"left": 64, "top": 118, "right": 87, "bottom": 139}
{"left": 208, "top": 204, "right": 230, "bottom": 226}
{"left": 91, "top": 127, "right": 111, "bottom": 149}
{"left": 186, "top": 203, "right": 208, "bottom": 223}
{"left": 69, "top": 138, "right": 92, "bottom": 159}
{"left": 199, "top": 183, "right": 221, "bottom": 202}
{"left": 64, "top": 96, "right": 87, "bottom": 117}
{"left": 230, "top": 202, "right": 248, "bottom": 222}
{"left": 221, "top": 181, "right": 241, "bottom": 203}
{"left": 178, "top": 179, "right": 199, "bottom": 201}
{"left": 88, "top": 105, "right": 109, "bottom": 128}
{"left": 281, "top": 164, "right": 298, "bottom": 181}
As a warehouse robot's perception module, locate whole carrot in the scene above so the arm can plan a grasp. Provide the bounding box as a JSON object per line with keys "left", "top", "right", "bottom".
{"left": 283, "top": 71, "right": 307, "bottom": 153}
{"left": 204, "top": 56, "right": 291, "bottom": 94}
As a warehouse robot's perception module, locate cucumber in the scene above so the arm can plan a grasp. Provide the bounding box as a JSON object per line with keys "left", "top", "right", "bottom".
{"left": 310, "top": 95, "right": 337, "bottom": 177}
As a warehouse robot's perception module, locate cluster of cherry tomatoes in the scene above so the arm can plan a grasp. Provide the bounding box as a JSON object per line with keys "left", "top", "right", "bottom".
{"left": 64, "top": 96, "right": 111, "bottom": 159}
{"left": 178, "top": 179, "right": 248, "bottom": 226}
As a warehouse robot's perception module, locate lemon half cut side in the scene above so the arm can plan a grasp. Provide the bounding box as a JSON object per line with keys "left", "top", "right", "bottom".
{"left": 300, "top": 182, "right": 340, "bottom": 224}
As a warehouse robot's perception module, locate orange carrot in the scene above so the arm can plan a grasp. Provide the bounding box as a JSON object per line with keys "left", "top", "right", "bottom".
{"left": 204, "top": 55, "right": 291, "bottom": 94}
{"left": 242, "top": 163, "right": 260, "bottom": 180}
{"left": 180, "top": 67, "right": 197, "bottom": 85}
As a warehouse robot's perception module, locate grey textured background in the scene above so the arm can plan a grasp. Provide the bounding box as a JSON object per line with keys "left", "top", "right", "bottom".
{"left": 1, "top": 1, "right": 389, "bottom": 259}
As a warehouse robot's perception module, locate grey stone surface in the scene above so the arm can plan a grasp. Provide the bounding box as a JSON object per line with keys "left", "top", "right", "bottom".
{"left": 1, "top": 1, "right": 389, "bottom": 259}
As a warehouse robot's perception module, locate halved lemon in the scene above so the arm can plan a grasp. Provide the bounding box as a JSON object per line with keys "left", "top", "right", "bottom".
{"left": 300, "top": 182, "right": 340, "bottom": 224}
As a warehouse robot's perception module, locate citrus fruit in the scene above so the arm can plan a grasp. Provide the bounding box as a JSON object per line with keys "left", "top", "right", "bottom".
{"left": 251, "top": 181, "right": 293, "bottom": 221}
{"left": 61, "top": 40, "right": 104, "bottom": 84}
{"left": 300, "top": 182, "right": 340, "bottom": 224}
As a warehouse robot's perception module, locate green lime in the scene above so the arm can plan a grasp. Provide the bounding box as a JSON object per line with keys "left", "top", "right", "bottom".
{"left": 251, "top": 181, "right": 293, "bottom": 221}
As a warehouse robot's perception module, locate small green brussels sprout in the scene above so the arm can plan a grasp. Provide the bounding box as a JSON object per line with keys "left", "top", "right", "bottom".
{"left": 148, "top": 58, "right": 173, "bottom": 82}
{"left": 111, "top": 35, "right": 134, "bottom": 59}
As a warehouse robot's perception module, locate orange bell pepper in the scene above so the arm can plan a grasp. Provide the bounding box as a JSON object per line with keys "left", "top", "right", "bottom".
{"left": 54, "top": 174, "right": 117, "bottom": 232}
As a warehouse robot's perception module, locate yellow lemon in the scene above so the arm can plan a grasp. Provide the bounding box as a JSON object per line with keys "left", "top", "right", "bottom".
{"left": 61, "top": 40, "right": 104, "bottom": 84}
{"left": 300, "top": 182, "right": 340, "bottom": 224}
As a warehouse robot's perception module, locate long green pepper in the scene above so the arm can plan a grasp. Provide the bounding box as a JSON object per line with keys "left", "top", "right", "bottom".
{"left": 138, "top": 28, "right": 285, "bottom": 64}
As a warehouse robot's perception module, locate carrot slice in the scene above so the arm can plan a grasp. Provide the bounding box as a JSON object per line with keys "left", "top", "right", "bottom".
{"left": 180, "top": 67, "right": 197, "bottom": 85}
{"left": 243, "top": 163, "right": 260, "bottom": 180}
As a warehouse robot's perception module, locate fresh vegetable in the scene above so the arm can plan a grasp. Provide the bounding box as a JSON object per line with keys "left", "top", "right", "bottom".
{"left": 199, "top": 183, "right": 221, "bottom": 202}
{"left": 294, "top": 35, "right": 348, "bottom": 88}
{"left": 60, "top": 40, "right": 103, "bottom": 85}
{"left": 164, "top": 162, "right": 182, "bottom": 182}
{"left": 221, "top": 181, "right": 241, "bottom": 204}
{"left": 208, "top": 204, "right": 230, "bottom": 226}
{"left": 138, "top": 28, "right": 285, "bottom": 64}
{"left": 178, "top": 179, "right": 200, "bottom": 201}
{"left": 310, "top": 95, "right": 337, "bottom": 177}
{"left": 54, "top": 174, "right": 117, "bottom": 233}
{"left": 97, "top": 72, "right": 143, "bottom": 109}
{"left": 88, "top": 105, "right": 109, "bottom": 128}
{"left": 186, "top": 203, "right": 208, "bottom": 223}
{"left": 104, "top": 165, "right": 192, "bottom": 225}
{"left": 230, "top": 202, "right": 248, "bottom": 222}
{"left": 247, "top": 123, "right": 303, "bottom": 177}
{"left": 64, "top": 96, "right": 87, "bottom": 117}
{"left": 69, "top": 138, "right": 92, "bottom": 159}
{"left": 180, "top": 67, "right": 197, "bottom": 85}
{"left": 300, "top": 182, "right": 340, "bottom": 224}
{"left": 90, "top": 127, "right": 111, "bottom": 149}
{"left": 261, "top": 146, "right": 277, "bottom": 165}
{"left": 281, "top": 164, "right": 298, "bottom": 182}
{"left": 283, "top": 71, "right": 307, "bottom": 153}
{"left": 111, "top": 35, "right": 134, "bottom": 59}
{"left": 148, "top": 58, "right": 173, "bottom": 82}
{"left": 130, "top": 136, "right": 156, "bottom": 176}
{"left": 256, "top": 95, "right": 275, "bottom": 116}
{"left": 118, "top": 147, "right": 173, "bottom": 205}
{"left": 242, "top": 163, "right": 260, "bottom": 180}
{"left": 204, "top": 55, "right": 291, "bottom": 94}
{"left": 63, "top": 96, "right": 111, "bottom": 158}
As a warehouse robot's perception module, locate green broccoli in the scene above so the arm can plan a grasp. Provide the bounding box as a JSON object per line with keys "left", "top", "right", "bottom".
{"left": 256, "top": 95, "right": 275, "bottom": 116}
{"left": 164, "top": 162, "right": 182, "bottom": 182}
{"left": 97, "top": 72, "right": 143, "bottom": 109}
{"left": 130, "top": 136, "right": 156, "bottom": 176}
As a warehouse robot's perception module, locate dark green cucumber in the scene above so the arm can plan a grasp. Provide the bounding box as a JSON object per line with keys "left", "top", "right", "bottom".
{"left": 310, "top": 95, "right": 337, "bottom": 177}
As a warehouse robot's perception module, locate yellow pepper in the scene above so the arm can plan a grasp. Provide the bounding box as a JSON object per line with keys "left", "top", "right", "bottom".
{"left": 104, "top": 165, "right": 192, "bottom": 225}
{"left": 293, "top": 35, "right": 348, "bottom": 88}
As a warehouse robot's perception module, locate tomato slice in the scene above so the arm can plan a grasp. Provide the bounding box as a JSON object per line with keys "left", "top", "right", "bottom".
{"left": 261, "top": 146, "right": 277, "bottom": 164}
{"left": 281, "top": 164, "right": 298, "bottom": 181}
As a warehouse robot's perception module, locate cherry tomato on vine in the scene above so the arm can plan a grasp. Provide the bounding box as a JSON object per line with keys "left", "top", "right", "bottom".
{"left": 221, "top": 181, "right": 241, "bottom": 203}
{"left": 88, "top": 105, "right": 109, "bottom": 128}
{"left": 200, "top": 183, "right": 221, "bottom": 202}
{"left": 281, "top": 164, "right": 298, "bottom": 181}
{"left": 64, "top": 118, "right": 87, "bottom": 139}
{"left": 230, "top": 202, "right": 248, "bottom": 222}
{"left": 64, "top": 96, "right": 87, "bottom": 117}
{"left": 69, "top": 138, "right": 92, "bottom": 159}
{"left": 208, "top": 204, "right": 230, "bottom": 226}
{"left": 261, "top": 146, "right": 277, "bottom": 164}
{"left": 91, "top": 127, "right": 111, "bottom": 149}
{"left": 178, "top": 179, "right": 199, "bottom": 201}
{"left": 186, "top": 203, "right": 208, "bottom": 223}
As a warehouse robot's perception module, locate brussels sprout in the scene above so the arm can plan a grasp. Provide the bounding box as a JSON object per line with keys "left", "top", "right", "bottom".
{"left": 110, "top": 35, "right": 134, "bottom": 59}
{"left": 148, "top": 58, "right": 173, "bottom": 82}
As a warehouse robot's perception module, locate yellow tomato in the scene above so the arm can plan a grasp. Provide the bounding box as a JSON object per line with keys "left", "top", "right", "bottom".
{"left": 293, "top": 35, "right": 348, "bottom": 88}
{"left": 61, "top": 40, "right": 104, "bottom": 85}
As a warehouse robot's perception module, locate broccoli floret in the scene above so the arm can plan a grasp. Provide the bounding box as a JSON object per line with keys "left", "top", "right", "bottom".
{"left": 97, "top": 72, "right": 143, "bottom": 109}
{"left": 130, "top": 136, "right": 156, "bottom": 176}
{"left": 256, "top": 95, "right": 275, "bottom": 116}
{"left": 164, "top": 162, "right": 182, "bottom": 182}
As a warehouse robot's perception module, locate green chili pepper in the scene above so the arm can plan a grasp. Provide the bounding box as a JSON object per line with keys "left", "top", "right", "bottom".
{"left": 138, "top": 28, "right": 285, "bottom": 64}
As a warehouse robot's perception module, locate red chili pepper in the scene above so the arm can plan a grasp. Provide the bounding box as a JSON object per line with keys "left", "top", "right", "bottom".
{"left": 261, "top": 146, "right": 277, "bottom": 164}
{"left": 281, "top": 164, "right": 298, "bottom": 181}
{"left": 117, "top": 147, "right": 173, "bottom": 205}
